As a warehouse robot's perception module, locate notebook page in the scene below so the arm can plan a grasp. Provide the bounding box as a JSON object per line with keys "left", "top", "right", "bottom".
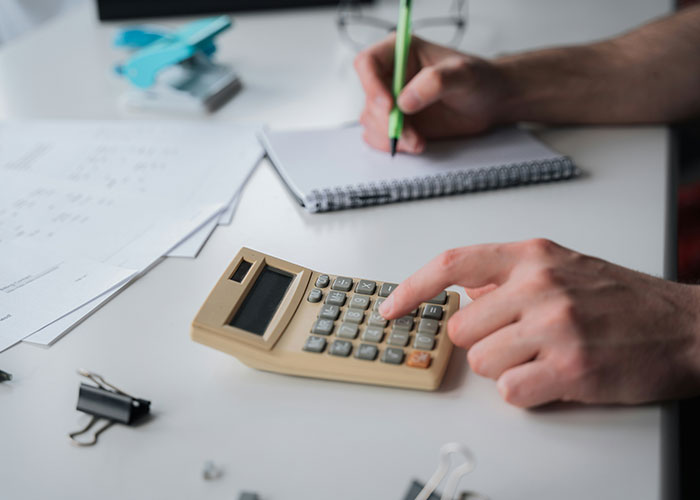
{"left": 262, "top": 125, "right": 566, "bottom": 201}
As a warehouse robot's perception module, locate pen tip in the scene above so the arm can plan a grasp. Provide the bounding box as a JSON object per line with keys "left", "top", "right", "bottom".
{"left": 390, "top": 139, "right": 397, "bottom": 157}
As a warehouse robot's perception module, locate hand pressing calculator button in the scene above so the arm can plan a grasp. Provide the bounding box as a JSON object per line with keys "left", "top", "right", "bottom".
{"left": 191, "top": 248, "right": 460, "bottom": 391}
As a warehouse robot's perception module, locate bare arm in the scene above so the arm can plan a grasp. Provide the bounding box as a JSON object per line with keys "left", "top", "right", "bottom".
{"left": 355, "top": 5, "right": 700, "bottom": 152}
{"left": 497, "top": 5, "right": 700, "bottom": 125}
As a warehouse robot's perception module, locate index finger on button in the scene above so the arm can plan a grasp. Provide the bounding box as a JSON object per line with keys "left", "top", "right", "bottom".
{"left": 379, "top": 243, "right": 518, "bottom": 319}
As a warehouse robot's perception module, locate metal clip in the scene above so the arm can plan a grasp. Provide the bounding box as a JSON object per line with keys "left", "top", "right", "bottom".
{"left": 68, "top": 369, "right": 151, "bottom": 447}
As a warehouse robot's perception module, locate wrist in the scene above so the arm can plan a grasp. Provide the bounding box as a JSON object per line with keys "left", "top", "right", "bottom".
{"left": 489, "top": 42, "right": 619, "bottom": 126}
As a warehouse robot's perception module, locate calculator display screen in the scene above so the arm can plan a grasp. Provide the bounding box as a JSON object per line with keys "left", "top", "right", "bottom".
{"left": 229, "top": 265, "right": 293, "bottom": 335}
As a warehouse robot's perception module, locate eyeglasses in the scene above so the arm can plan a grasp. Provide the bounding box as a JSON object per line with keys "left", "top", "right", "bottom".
{"left": 337, "top": 0, "right": 468, "bottom": 51}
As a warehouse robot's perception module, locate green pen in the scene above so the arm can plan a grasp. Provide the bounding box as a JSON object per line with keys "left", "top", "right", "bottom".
{"left": 388, "top": 0, "right": 413, "bottom": 157}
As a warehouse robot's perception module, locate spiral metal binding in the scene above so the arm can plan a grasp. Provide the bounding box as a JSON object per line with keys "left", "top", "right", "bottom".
{"left": 305, "top": 157, "right": 577, "bottom": 213}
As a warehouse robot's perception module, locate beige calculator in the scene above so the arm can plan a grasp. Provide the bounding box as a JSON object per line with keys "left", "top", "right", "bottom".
{"left": 191, "top": 248, "right": 460, "bottom": 390}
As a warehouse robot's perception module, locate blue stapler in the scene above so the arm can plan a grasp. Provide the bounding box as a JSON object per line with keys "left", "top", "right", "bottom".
{"left": 114, "top": 16, "right": 241, "bottom": 112}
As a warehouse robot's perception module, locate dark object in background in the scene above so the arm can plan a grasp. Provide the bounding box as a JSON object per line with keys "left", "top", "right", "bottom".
{"left": 673, "top": 120, "right": 700, "bottom": 500}
{"left": 97, "top": 0, "right": 372, "bottom": 21}
{"left": 0, "top": 369, "right": 12, "bottom": 382}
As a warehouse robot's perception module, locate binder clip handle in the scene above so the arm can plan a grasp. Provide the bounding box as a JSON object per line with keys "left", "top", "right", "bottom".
{"left": 68, "top": 370, "right": 151, "bottom": 447}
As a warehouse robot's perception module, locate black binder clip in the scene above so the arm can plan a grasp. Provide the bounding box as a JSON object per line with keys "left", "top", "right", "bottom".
{"left": 68, "top": 369, "right": 151, "bottom": 447}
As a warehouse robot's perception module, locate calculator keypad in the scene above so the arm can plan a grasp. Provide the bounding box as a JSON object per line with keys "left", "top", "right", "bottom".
{"left": 407, "top": 350, "right": 431, "bottom": 369}
{"left": 367, "top": 312, "right": 387, "bottom": 327}
{"left": 355, "top": 280, "right": 377, "bottom": 295}
{"left": 362, "top": 326, "right": 384, "bottom": 343}
{"left": 329, "top": 340, "right": 352, "bottom": 357}
{"left": 303, "top": 274, "right": 451, "bottom": 371}
{"left": 319, "top": 304, "right": 340, "bottom": 320}
{"left": 382, "top": 347, "right": 405, "bottom": 365}
{"left": 332, "top": 277, "right": 353, "bottom": 292}
{"left": 325, "top": 291, "right": 346, "bottom": 307}
{"left": 343, "top": 309, "right": 364, "bottom": 324}
{"left": 355, "top": 344, "right": 378, "bottom": 361}
{"left": 422, "top": 304, "right": 443, "bottom": 320}
{"left": 417, "top": 319, "right": 439, "bottom": 335}
{"left": 311, "top": 319, "right": 334, "bottom": 336}
{"left": 303, "top": 335, "right": 327, "bottom": 353}
{"left": 349, "top": 294, "right": 370, "bottom": 310}
{"left": 307, "top": 288, "right": 322, "bottom": 303}
{"left": 337, "top": 323, "right": 359, "bottom": 339}
{"left": 379, "top": 283, "right": 398, "bottom": 297}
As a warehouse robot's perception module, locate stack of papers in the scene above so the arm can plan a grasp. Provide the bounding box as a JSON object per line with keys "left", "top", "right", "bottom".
{"left": 0, "top": 120, "right": 263, "bottom": 351}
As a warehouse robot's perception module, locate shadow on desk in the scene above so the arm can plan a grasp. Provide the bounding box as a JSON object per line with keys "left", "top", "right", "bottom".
{"left": 438, "top": 347, "right": 469, "bottom": 393}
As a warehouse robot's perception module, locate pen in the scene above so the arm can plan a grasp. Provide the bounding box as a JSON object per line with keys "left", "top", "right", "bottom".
{"left": 0, "top": 369, "right": 12, "bottom": 382}
{"left": 388, "top": 0, "right": 413, "bottom": 157}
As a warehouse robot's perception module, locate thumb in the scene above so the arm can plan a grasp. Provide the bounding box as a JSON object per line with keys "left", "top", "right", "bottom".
{"left": 397, "top": 57, "right": 467, "bottom": 114}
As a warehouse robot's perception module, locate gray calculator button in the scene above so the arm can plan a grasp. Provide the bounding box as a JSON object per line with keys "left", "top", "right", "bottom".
{"left": 393, "top": 315, "right": 414, "bottom": 330}
{"left": 355, "top": 343, "right": 378, "bottom": 361}
{"left": 307, "top": 288, "right": 323, "bottom": 303}
{"left": 417, "top": 318, "right": 439, "bottom": 335}
{"left": 332, "top": 277, "right": 354, "bottom": 292}
{"left": 373, "top": 297, "right": 385, "bottom": 311}
{"left": 303, "top": 335, "right": 327, "bottom": 353}
{"left": 414, "top": 333, "right": 436, "bottom": 351}
{"left": 343, "top": 309, "right": 364, "bottom": 324}
{"left": 381, "top": 347, "right": 405, "bottom": 365}
{"left": 311, "top": 319, "right": 334, "bottom": 336}
{"left": 427, "top": 291, "right": 447, "bottom": 305}
{"left": 422, "top": 304, "right": 443, "bottom": 320}
{"left": 355, "top": 280, "right": 377, "bottom": 295}
{"left": 388, "top": 330, "right": 409, "bottom": 347}
{"left": 316, "top": 275, "right": 330, "bottom": 288}
{"left": 337, "top": 322, "right": 359, "bottom": 339}
{"left": 319, "top": 304, "right": 340, "bottom": 320}
{"left": 349, "top": 294, "right": 371, "bottom": 310}
{"left": 368, "top": 311, "right": 388, "bottom": 327}
{"left": 362, "top": 326, "right": 384, "bottom": 343}
{"left": 379, "top": 283, "right": 398, "bottom": 297}
{"left": 325, "top": 291, "right": 346, "bottom": 306}
{"left": 329, "top": 340, "right": 352, "bottom": 357}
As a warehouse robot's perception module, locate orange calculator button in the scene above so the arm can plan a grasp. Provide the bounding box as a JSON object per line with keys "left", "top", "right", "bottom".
{"left": 407, "top": 350, "right": 431, "bottom": 369}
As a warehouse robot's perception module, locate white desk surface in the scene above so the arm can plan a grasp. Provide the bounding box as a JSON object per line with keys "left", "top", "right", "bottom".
{"left": 0, "top": 1, "right": 674, "bottom": 499}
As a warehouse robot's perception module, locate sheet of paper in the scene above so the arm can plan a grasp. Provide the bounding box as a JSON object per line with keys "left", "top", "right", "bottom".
{"left": 0, "top": 120, "right": 264, "bottom": 212}
{"left": 167, "top": 216, "right": 219, "bottom": 258}
{"left": 23, "top": 282, "right": 129, "bottom": 347}
{"left": 0, "top": 119, "right": 264, "bottom": 349}
{"left": 0, "top": 242, "right": 134, "bottom": 351}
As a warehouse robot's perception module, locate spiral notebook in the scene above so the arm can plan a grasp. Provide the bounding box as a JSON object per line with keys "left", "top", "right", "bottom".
{"left": 260, "top": 124, "right": 578, "bottom": 213}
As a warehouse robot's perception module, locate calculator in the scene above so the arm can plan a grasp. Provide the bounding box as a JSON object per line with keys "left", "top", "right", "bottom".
{"left": 191, "top": 248, "right": 460, "bottom": 390}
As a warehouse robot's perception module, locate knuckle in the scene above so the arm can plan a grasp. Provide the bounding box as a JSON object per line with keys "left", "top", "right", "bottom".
{"left": 550, "top": 296, "right": 578, "bottom": 326}
{"left": 353, "top": 51, "right": 368, "bottom": 71}
{"left": 556, "top": 348, "right": 592, "bottom": 386}
{"left": 523, "top": 238, "right": 557, "bottom": 259}
{"left": 497, "top": 375, "right": 526, "bottom": 407}
{"left": 467, "top": 347, "right": 486, "bottom": 375}
{"left": 424, "top": 66, "right": 445, "bottom": 91}
{"left": 446, "top": 314, "right": 469, "bottom": 348}
{"left": 522, "top": 266, "right": 560, "bottom": 293}
{"left": 436, "top": 247, "right": 462, "bottom": 274}
{"left": 449, "top": 55, "right": 471, "bottom": 74}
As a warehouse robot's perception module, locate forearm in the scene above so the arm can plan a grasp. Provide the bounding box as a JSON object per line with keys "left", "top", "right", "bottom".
{"left": 493, "top": 5, "right": 700, "bottom": 125}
